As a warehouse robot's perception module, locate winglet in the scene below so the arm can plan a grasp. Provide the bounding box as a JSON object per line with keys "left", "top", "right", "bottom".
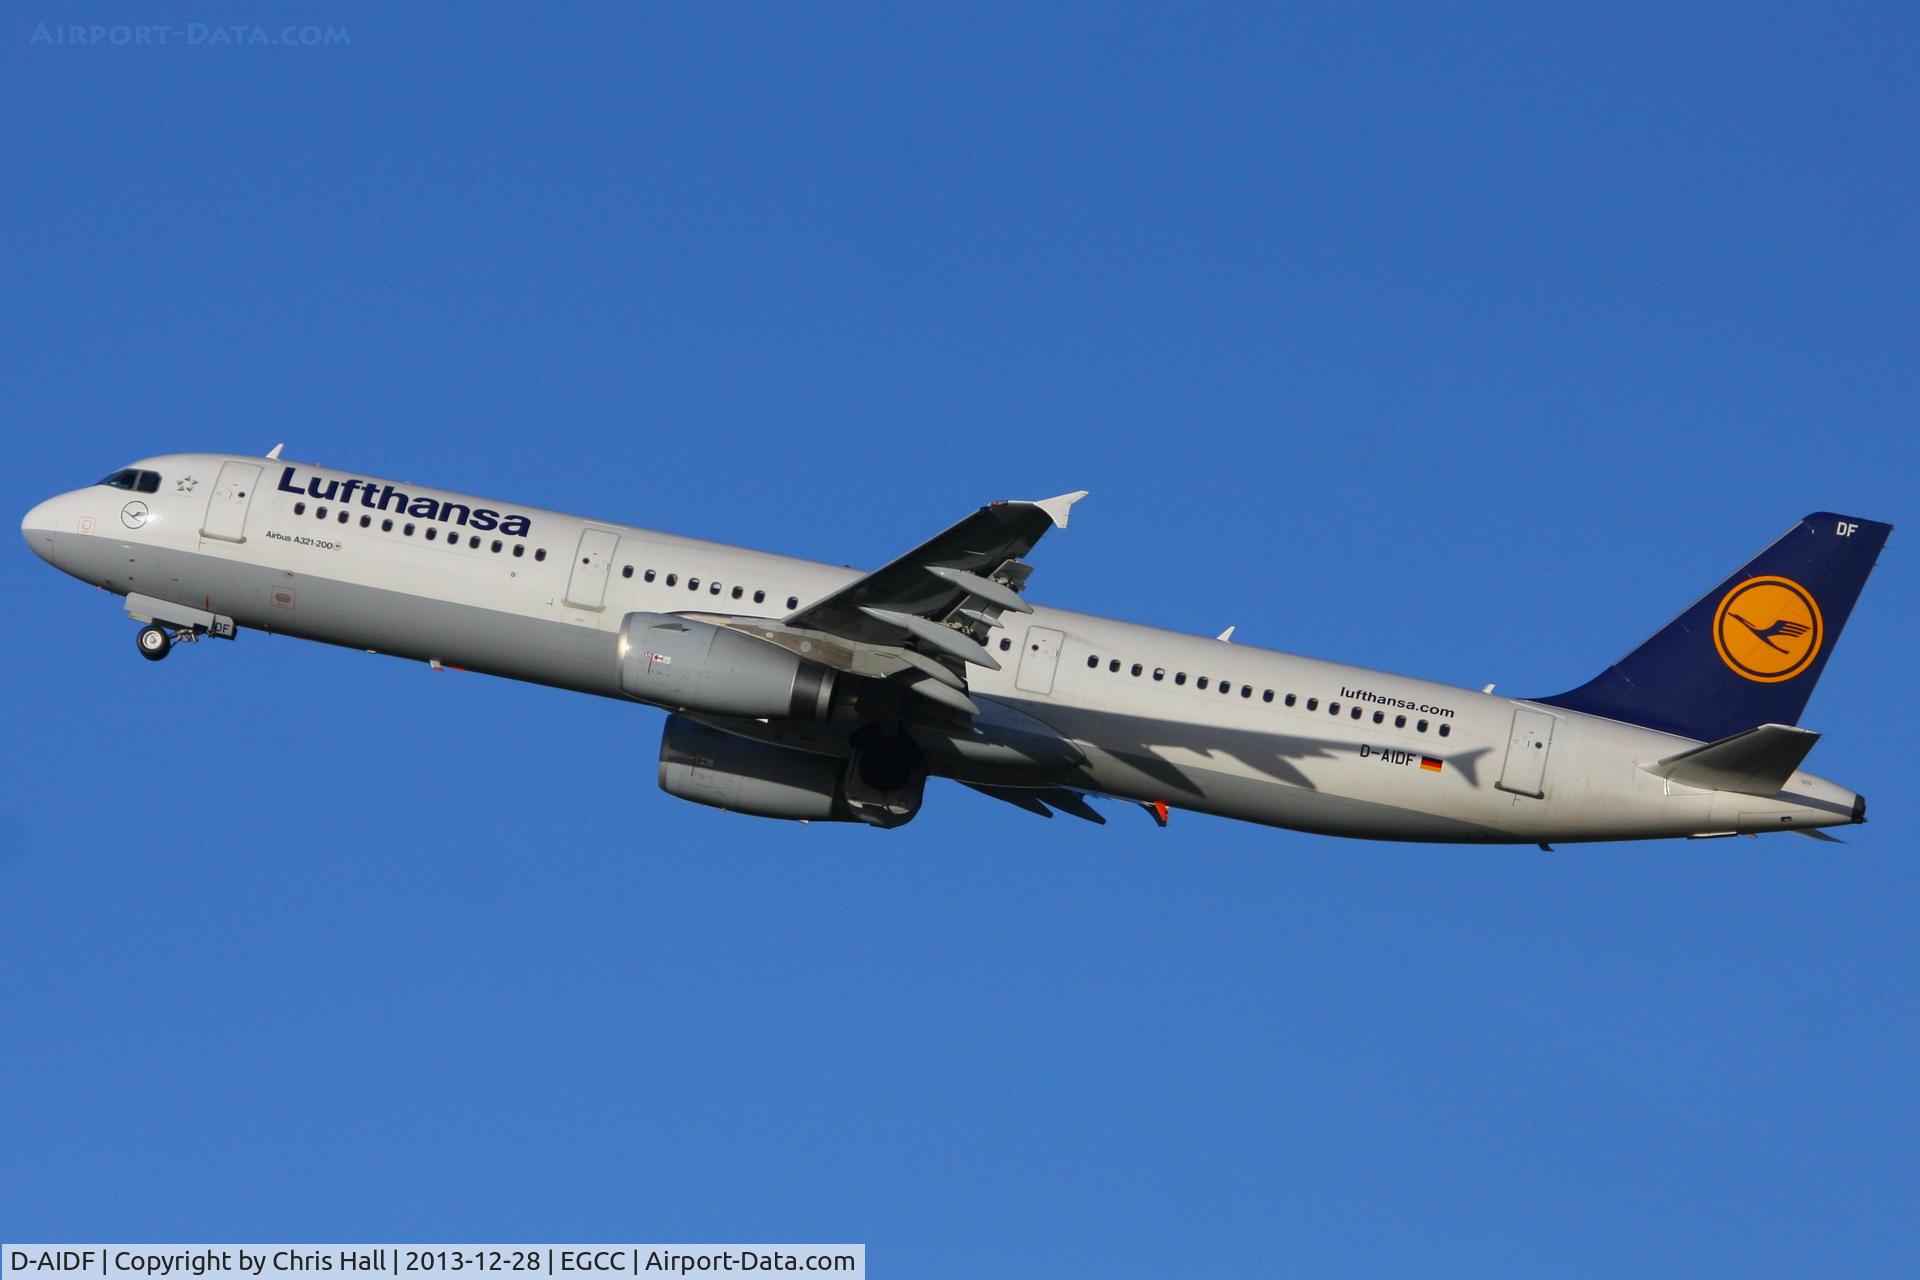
{"left": 1216, "top": 626, "right": 1235, "bottom": 643}
{"left": 1031, "top": 490, "right": 1089, "bottom": 529}
{"left": 266, "top": 443, "right": 284, "bottom": 460}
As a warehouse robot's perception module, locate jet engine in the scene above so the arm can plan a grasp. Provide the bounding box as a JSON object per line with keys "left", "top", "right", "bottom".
{"left": 658, "top": 715, "right": 925, "bottom": 828}
{"left": 619, "top": 613, "right": 835, "bottom": 720}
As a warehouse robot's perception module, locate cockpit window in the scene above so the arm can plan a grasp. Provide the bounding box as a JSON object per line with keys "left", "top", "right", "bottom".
{"left": 100, "top": 468, "right": 161, "bottom": 493}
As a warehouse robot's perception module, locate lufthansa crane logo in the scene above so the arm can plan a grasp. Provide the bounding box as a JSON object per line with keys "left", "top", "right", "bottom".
{"left": 1713, "top": 576, "right": 1823, "bottom": 683}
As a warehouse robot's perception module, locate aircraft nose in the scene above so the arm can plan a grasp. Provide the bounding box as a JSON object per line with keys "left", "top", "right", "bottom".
{"left": 22, "top": 497, "right": 58, "bottom": 564}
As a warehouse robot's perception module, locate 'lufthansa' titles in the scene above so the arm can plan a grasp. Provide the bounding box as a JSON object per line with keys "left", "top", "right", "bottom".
{"left": 277, "top": 466, "right": 532, "bottom": 536}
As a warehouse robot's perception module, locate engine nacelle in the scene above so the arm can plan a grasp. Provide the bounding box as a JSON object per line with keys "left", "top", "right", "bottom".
{"left": 658, "top": 716, "right": 926, "bottom": 827}
{"left": 619, "top": 613, "right": 835, "bottom": 720}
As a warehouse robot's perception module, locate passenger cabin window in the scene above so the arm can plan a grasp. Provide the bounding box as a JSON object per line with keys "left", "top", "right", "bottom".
{"left": 1438, "top": 723, "right": 1451, "bottom": 738}
{"left": 512, "top": 544, "right": 524, "bottom": 557}
{"left": 645, "top": 570, "right": 657, "bottom": 583}
{"left": 1285, "top": 694, "right": 1297, "bottom": 707}
{"left": 1394, "top": 714, "right": 1406, "bottom": 728}
{"left": 1175, "top": 673, "right": 1186, "bottom": 686}
{"left": 753, "top": 589, "right": 765, "bottom": 604}
{"left": 381, "top": 518, "right": 393, "bottom": 532}
{"left": 787, "top": 596, "right": 799, "bottom": 609}
{"left": 1087, "top": 655, "right": 1099, "bottom": 669}
{"left": 622, "top": 565, "right": 633, "bottom": 578}
{"left": 426, "top": 527, "right": 438, "bottom": 541}
{"left": 1306, "top": 698, "right": 1318, "bottom": 711}
{"left": 536, "top": 548, "right": 546, "bottom": 561}
{"left": 295, "top": 502, "right": 307, "bottom": 515}
{"left": 360, "top": 515, "right": 371, "bottom": 528}
{"left": 1132, "top": 664, "right": 1143, "bottom": 677}
{"left": 732, "top": 586, "right": 744, "bottom": 600}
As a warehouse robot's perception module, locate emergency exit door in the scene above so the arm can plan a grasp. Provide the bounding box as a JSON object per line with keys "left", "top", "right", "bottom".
{"left": 1015, "top": 626, "right": 1065, "bottom": 695}
{"left": 565, "top": 527, "right": 621, "bottom": 610}
{"left": 1497, "top": 707, "right": 1557, "bottom": 798}
{"left": 200, "top": 461, "right": 261, "bottom": 543}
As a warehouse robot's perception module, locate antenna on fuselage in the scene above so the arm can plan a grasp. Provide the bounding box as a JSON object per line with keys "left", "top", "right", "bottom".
{"left": 265, "top": 443, "right": 284, "bottom": 460}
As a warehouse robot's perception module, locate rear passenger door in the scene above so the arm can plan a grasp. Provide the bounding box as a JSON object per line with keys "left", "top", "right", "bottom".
{"left": 1497, "top": 707, "right": 1557, "bottom": 797}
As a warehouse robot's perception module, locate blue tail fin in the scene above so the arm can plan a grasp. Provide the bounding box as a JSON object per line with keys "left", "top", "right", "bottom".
{"left": 1538, "top": 512, "right": 1892, "bottom": 741}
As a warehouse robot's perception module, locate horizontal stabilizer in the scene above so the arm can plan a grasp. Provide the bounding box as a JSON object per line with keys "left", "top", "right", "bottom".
{"left": 1645, "top": 723, "right": 1820, "bottom": 797}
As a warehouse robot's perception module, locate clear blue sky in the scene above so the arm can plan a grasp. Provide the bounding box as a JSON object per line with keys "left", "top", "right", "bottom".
{"left": 4, "top": 5, "right": 1915, "bottom": 1275}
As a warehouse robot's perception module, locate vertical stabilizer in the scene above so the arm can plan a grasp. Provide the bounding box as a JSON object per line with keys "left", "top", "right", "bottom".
{"left": 1539, "top": 513, "right": 1891, "bottom": 741}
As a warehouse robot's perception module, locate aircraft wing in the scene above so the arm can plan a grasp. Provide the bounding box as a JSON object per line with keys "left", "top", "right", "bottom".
{"left": 776, "top": 490, "right": 1087, "bottom": 708}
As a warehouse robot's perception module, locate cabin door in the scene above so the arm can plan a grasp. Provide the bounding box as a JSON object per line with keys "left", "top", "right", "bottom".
{"left": 565, "top": 527, "right": 621, "bottom": 610}
{"left": 1015, "top": 626, "right": 1065, "bottom": 695}
{"left": 1497, "top": 707, "right": 1557, "bottom": 798}
{"left": 200, "top": 462, "right": 262, "bottom": 543}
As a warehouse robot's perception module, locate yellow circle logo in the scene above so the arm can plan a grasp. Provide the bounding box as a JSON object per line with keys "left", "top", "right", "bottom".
{"left": 1713, "top": 576, "right": 1823, "bottom": 683}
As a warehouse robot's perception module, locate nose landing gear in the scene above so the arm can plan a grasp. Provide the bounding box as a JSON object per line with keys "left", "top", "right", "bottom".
{"left": 135, "top": 623, "right": 208, "bottom": 661}
{"left": 136, "top": 624, "right": 173, "bottom": 661}
{"left": 125, "top": 593, "right": 235, "bottom": 662}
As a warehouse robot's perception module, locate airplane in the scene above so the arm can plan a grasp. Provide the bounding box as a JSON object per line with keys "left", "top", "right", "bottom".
{"left": 21, "top": 449, "right": 1892, "bottom": 845}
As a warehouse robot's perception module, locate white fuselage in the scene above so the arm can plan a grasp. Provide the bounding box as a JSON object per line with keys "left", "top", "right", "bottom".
{"left": 23, "top": 453, "right": 1863, "bottom": 843}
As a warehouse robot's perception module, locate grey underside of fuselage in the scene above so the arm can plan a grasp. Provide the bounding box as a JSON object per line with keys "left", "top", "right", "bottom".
{"left": 53, "top": 531, "right": 1516, "bottom": 842}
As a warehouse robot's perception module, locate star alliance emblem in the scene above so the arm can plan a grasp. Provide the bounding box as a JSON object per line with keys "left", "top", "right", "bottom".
{"left": 177, "top": 476, "right": 198, "bottom": 493}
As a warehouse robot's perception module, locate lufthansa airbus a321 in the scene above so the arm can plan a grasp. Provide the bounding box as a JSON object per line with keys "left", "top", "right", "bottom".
{"left": 22, "top": 449, "right": 1891, "bottom": 844}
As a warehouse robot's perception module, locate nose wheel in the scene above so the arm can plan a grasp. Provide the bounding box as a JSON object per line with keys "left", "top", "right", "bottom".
{"left": 136, "top": 624, "right": 173, "bottom": 661}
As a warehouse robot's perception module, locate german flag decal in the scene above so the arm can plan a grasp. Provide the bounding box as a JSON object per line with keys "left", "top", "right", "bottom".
{"left": 1420, "top": 756, "right": 1443, "bottom": 773}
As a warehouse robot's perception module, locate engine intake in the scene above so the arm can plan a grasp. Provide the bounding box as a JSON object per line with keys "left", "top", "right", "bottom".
{"left": 619, "top": 613, "right": 835, "bottom": 720}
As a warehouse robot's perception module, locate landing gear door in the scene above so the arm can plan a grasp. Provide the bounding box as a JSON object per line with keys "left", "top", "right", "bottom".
{"left": 1015, "top": 626, "right": 1065, "bottom": 695}
{"left": 1497, "top": 707, "right": 1557, "bottom": 798}
{"left": 200, "top": 462, "right": 262, "bottom": 544}
{"left": 566, "top": 527, "right": 621, "bottom": 610}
